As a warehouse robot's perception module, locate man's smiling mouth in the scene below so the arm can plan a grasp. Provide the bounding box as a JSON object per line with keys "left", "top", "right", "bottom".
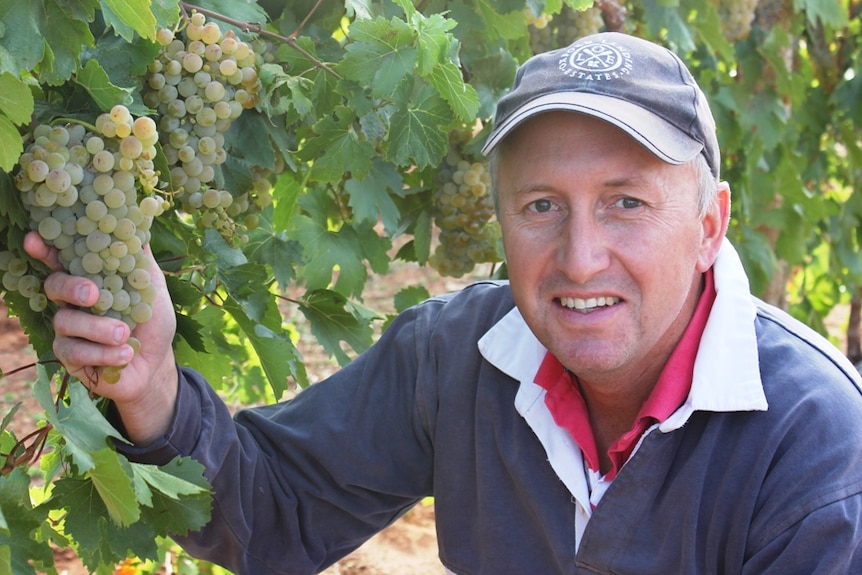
{"left": 559, "top": 296, "right": 621, "bottom": 313}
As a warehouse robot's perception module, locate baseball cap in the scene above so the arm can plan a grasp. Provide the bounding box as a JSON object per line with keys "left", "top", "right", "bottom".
{"left": 481, "top": 32, "right": 720, "bottom": 179}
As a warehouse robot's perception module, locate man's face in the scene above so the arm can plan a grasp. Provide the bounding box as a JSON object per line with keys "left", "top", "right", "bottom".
{"left": 496, "top": 112, "right": 726, "bottom": 390}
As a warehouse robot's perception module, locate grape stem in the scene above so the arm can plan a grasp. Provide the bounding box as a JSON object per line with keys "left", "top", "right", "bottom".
{"left": 177, "top": 1, "right": 343, "bottom": 80}
{"left": 52, "top": 116, "right": 99, "bottom": 133}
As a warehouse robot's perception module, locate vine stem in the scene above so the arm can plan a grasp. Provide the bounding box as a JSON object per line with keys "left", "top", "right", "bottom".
{"left": 178, "top": 1, "right": 343, "bottom": 80}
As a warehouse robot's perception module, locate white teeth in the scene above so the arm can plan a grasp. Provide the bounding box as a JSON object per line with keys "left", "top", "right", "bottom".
{"left": 560, "top": 296, "right": 620, "bottom": 311}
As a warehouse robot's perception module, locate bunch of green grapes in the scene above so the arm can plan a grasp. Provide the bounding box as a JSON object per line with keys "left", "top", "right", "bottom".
{"left": 714, "top": 0, "right": 758, "bottom": 41}
{"left": 143, "top": 11, "right": 261, "bottom": 242}
{"left": 11, "top": 106, "right": 167, "bottom": 364}
{"left": 429, "top": 130, "right": 501, "bottom": 278}
{"left": 527, "top": 4, "right": 604, "bottom": 54}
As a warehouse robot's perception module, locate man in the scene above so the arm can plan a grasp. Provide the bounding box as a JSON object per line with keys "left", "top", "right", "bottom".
{"left": 26, "top": 32, "right": 862, "bottom": 574}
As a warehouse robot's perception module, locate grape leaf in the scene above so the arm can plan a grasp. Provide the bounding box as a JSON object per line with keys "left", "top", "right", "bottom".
{"left": 339, "top": 17, "right": 417, "bottom": 99}
{"left": 133, "top": 460, "right": 208, "bottom": 498}
{"left": 299, "top": 289, "right": 381, "bottom": 366}
{"left": 50, "top": 478, "right": 159, "bottom": 569}
{"left": 174, "top": 315, "right": 234, "bottom": 385}
{"left": 0, "top": 470, "right": 53, "bottom": 575}
{"left": 795, "top": 0, "right": 847, "bottom": 27}
{"left": 425, "top": 60, "right": 480, "bottom": 123}
{"left": 222, "top": 297, "right": 305, "bottom": 398}
{"left": 473, "top": 0, "right": 530, "bottom": 41}
{"left": 384, "top": 83, "right": 451, "bottom": 169}
{"left": 0, "top": 0, "right": 43, "bottom": 77}
{"left": 302, "top": 106, "right": 377, "bottom": 182}
{"left": 244, "top": 227, "right": 303, "bottom": 290}
{"left": 75, "top": 58, "right": 134, "bottom": 111}
{"left": 89, "top": 448, "right": 141, "bottom": 527}
{"left": 101, "top": 0, "right": 158, "bottom": 41}
{"left": 345, "top": 159, "right": 404, "bottom": 234}
{"left": 38, "top": 0, "right": 95, "bottom": 85}
{"left": 0, "top": 73, "right": 34, "bottom": 126}
{"left": 393, "top": 285, "right": 431, "bottom": 313}
{"left": 0, "top": 114, "right": 23, "bottom": 173}
{"left": 34, "top": 380, "right": 126, "bottom": 474}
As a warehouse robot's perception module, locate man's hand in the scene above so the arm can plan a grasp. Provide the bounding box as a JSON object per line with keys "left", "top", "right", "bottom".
{"left": 24, "top": 231, "right": 179, "bottom": 445}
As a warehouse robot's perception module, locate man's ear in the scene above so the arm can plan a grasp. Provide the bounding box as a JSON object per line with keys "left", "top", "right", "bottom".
{"left": 697, "top": 182, "right": 731, "bottom": 272}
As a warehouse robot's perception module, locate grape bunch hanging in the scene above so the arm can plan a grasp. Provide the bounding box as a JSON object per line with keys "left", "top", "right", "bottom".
{"left": 142, "top": 11, "right": 262, "bottom": 242}
{"left": 429, "top": 129, "right": 501, "bottom": 278}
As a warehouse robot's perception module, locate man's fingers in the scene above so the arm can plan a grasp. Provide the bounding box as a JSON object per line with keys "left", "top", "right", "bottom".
{"left": 23, "top": 231, "right": 62, "bottom": 271}
{"left": 52, "top": 308, "right": 129, "bottom": 345}
{"left": 42, "top": 272, "right": 99, "bottom": 308}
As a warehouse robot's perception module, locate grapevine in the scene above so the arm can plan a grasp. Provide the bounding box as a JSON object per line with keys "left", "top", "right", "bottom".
{"left": 429, "top": 128, "right": 501, "bottom": 278}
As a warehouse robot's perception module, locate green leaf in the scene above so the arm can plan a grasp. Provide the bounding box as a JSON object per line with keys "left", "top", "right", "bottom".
{"left": 425, "top": 60, "right": 480, "bottom": 122}
{"left": 0, "top": 114, "right": 23, "bottom": 173}
{"left": 393, "top": 285, "right": 430, "bottom": 313}
{"left": 0, "top": 0, "right": 43, "bottom": 77}
{"left": 0, "top": 73, "right": 34, "bottom": 125}
{"left": 75, "top": 58, "right": 134, "bottom": 111}
{"left": 50, "top": 478, "right": 159, "bottom": 569}
{"left": 795, "top": 0, "right": 847, "bottom": 27}
{"left": 38, "top": 1, "right": 95, "bottom": 84}
{"left": 136, "top": 456, "right": 211, "bottom": 535}
{"left": 300, "top": 289, "right": 382, "bottom": 365}
{"left": 35, "top": 380, "right": 126, "bottom": 473}
{"left": 302, "top": 106, "right": 377, "bottom": 182}
{"left": 293, "top": 215, "right": 368, "bottom": 298}
{"left": 473, "top": 0, "right": 530, "bottom": 41}
{"left": 222, "top": 297, "right": 306, "bottom": 397}
{"left": 345, "top": 159, "right": 404, "bottom": 234}
{"left": 413, "top": 12, "right": 456, "bottom": 76}
{"left": 132, "top": 459, "right": 209, "bottom": 499}
{"left": 244, "top": 227, "right": 303, "bottom": 290}
{"left": 89, "top": 448, "right": 141, "bottom": 527}
{"left": 102, "top": 0, "right": 158, "bottom": 41}
{"left": 385, "top": 83, "right": 450, "bottom": 169}
{"left": 0, "top": 469, "right": 53, "bottom": 575}
{"left": 338, "top": 17, "right": 417, "bottom": 99}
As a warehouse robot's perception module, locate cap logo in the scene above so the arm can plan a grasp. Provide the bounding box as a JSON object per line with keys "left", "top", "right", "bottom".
{"left": 559, "top": 39, "right": 632, "bottom": 81}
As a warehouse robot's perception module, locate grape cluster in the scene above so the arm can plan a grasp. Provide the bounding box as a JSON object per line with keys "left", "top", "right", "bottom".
{"left": 11, "top": 106, "right": 166, "bottom": 336}
{"left": 527, "top": 4, "right": 604, "bottom": 54}
{"left": 143, "top": 11, "right": 261, "bottom": 242}
{"left": 429, "top": 130, "right": 501, "bottom": 278}
{"left": 715, "top": 0, "right": 758, "bottom": 41}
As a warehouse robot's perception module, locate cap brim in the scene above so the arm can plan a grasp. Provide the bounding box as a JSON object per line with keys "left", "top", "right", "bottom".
{"left": 481, "top": 92, "right": 704, "bottom": 164}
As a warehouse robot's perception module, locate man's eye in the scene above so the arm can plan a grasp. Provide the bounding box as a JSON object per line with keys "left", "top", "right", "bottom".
{"left": 528, "top": 199, "right": 554, "bottom": 213}
{"left": 616, "top": 197, "right": 642, "bottom": 209}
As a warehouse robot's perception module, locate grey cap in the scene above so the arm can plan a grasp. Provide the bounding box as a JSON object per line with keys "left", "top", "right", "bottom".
{"left": 482, "top": 32, "right": 720, "bottom": 179}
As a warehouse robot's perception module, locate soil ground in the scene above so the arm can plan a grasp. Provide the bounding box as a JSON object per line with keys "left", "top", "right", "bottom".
{"left": 0, "top": 261, "right": 854, "bottom": 574}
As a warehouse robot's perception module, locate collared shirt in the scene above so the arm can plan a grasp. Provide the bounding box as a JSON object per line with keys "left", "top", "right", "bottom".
{"left": 478, "top": 238, "right": 768, "bottom": 550}
{"left": 534, "top": 268, "right": 716, "bottom": 482}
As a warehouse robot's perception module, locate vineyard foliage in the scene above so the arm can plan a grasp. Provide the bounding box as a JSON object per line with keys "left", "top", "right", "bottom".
{"left": 0, "top": 0, "right": 859, "bottom": 572}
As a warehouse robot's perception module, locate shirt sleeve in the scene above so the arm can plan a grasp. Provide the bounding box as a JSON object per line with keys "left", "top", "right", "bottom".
{"left": 115, "top": 302, "right": 439, "bottom": 575}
